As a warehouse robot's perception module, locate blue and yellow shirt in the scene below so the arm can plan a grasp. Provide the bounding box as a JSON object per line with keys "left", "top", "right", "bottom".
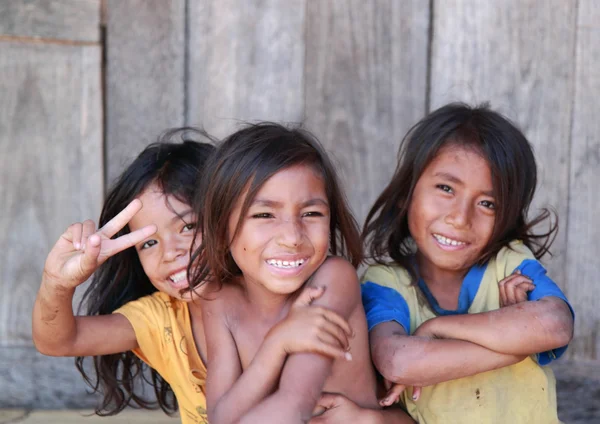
{"left": 361, "top": 241, "right": 573, "bottom": 424}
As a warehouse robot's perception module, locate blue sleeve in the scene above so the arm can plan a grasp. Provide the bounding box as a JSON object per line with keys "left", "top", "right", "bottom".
{"left": 516, "top": 259, "right": 575, "bottom": 365}
{"left": 361, "top": 282, "right": 411, "bottom": 333}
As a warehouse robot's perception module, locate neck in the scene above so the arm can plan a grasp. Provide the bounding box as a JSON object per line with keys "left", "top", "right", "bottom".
{"left": 415, "top": 257, "right": 468, "bottom": 290}
{"left": 239, "top": 276, "right": 292, "bottom": 322}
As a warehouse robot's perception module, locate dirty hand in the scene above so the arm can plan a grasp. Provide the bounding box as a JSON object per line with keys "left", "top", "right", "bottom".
{"left": 42, "top": 199, "right": 156, "bottom": 290}
{"left": 268, "top": 285, "right": 354, "bottom": 361}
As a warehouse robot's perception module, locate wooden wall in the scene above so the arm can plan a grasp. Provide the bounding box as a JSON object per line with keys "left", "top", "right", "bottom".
{"left": 1, "top": 0, "right": 598, "bottom": 409}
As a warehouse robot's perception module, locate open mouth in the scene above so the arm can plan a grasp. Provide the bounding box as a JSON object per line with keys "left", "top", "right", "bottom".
{"left": 266, "top": 258, "right": 306, "bottom": 269}
{"left": 433, "top": 233, "right": 467, "bottom": 247}
{"left": 168, "top": 269, "right": 189, "bottom": 288}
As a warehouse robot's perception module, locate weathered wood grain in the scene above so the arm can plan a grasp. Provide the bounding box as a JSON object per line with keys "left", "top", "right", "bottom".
{"left": 0, "top": 347, "right": 98, "bottom": 408}
{"left": 429, "top": 0, "right": 577, "bottom": 287}
{"left": 186, "top": 0, "right": 306, "bottom": 138}
{"left": 0, "top": 41, "right": 102, "bottom": 348}
{"left": 0, "top": 0, "right": 100, "bottom": 42}
{"left": 105, "top": 0, "right": 186, "bottom": 184}
{"left": 304, "top": 0, "right": 430, "bottom": 225}
{"left": 565, "top": 0, "right": 600, "bottom": 360}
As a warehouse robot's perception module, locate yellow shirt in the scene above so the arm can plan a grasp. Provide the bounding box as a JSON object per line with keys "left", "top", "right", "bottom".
{"left": 115, "top": 292, "right": 207, "bottom": 424}
{"left": 361, "top": 241, "right": 565, "bottom": 424}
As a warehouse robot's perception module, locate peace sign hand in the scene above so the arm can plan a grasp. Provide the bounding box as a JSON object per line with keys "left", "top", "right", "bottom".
{"left": 42, "top": 199, "right": 157, "bottom": 290}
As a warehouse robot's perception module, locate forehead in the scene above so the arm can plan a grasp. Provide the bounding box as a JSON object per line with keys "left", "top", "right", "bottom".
{"left": 129, "top": 183, "right": 190, "bottom": 231}
{"left": 248, "top": 163, "right": 327, "bottom": 205}
{"left": 424, "top": 144, "right": 492, "bottom": 186}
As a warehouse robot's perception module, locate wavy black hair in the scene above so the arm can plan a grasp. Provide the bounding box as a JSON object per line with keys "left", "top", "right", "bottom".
{"left": 75, "top": 128, "right": 215, "bottom": 415}
{"left": 363, "top": 102, "right": 557, "bottom": 277}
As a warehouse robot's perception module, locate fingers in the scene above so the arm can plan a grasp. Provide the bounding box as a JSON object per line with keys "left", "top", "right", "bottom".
{"left": 294, "top": 285, "right": 325, "bottom": 307}
{"left": 379, "top": 383, "right": 406, "bottom": 407}
{"left": 318, "top": 319, "right": 350, "bottom": 351}
{"left": 98, "top": 199, "right": 143, "bottom": 239}
{"left": 312, "top": 334, "right": 352, "bottom": 361}
{"left": 499, "top": 271, "right": 534, "bottom": 307}
{"left": 78, "top": 233, "right": 102, "bottom": 279}
{"left": 80, "top": 220, "right": 96, "bottom": 250}
{"left": 101, "top": 224, "right": 157, "bottom": 259}
{"left": 412, "top": 385, "right": 422, "bottom": 401}
{"left": 312, "top": 306, "right": 353, "bottom": 337}
{"left": 70, "top": 222, "right": 83, "bottom": 250}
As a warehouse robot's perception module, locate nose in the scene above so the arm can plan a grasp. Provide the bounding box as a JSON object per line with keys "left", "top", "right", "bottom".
{"left": 163, "top": 235, "right": 188, "bottom": 262}
{"left": 276, "top": 217, "right": 304, "bottom": 248}
{"left": 445, "top": 198, "right": 472, "bottom": 229}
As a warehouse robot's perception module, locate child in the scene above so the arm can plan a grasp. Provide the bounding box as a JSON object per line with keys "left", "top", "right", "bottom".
{"left": 189, "top": 123, "right": 414, "bottom": 424}
{"left": 360, "top": 103, "right": 575, "bottom": 423}
{"left": 33, "top": 129, "right": 357, "bottom": 424}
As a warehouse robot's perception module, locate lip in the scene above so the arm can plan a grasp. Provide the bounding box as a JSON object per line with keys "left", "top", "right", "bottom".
{"left": 168, "top": 267, "right": 190, "bottom": 289}
{"left": 265, "top": 255, "right": 310, "bottom": 277}
{"left": 432, "top": 233, "right": 469, "bottom": 251}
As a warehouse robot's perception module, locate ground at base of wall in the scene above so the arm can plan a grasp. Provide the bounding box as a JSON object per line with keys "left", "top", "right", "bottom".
{"left": 554, "top": 360, "right": 600, "bottom": 424}
{"left": 0, "top": 409, "right": 176, "bottom": 423}
{"left": 1, "top": 360, "right": 597, "bottom": 424}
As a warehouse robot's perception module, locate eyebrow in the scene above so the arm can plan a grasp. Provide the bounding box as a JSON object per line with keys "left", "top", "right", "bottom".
{"left": 434, "top": 172, "right": 494, "bottom": 197}
{"left": 251, "top": 198, "right": 329, "bottom": 208}
{"left": 171, "top": 208, "right": 193, "bottom": 223}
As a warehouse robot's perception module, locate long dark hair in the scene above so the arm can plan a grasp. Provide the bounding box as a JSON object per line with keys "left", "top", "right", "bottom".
{"left": 363, "top": 102, "right": 557, "bottom": 277}
{"left": 188, "top": 122, "right": 362, "bottom": 292}
{"left": 75, "top": 128, "right": 215, "bottom": 416}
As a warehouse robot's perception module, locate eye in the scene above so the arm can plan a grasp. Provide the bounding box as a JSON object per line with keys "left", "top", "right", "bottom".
{"left": 182, "top": 223, "right": 195, "bottom": 232}
{"left": 141, "top": 239, "right": 157, "bottom": 250}
{"left": 436, "top": 184, "right": 453, "bottom": 193}
{"left": 302, "top": 211, "right": 324, "bottom": 217}
{"left": 479, "top": 200, "right": 495, "bottom": 210}
{"left": 252, "top": 212, "right": 273, "bottom": 219}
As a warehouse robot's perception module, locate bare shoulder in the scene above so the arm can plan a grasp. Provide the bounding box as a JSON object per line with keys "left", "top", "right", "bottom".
{"left": 309, "top": 256, "right": 360, "bottom": 315}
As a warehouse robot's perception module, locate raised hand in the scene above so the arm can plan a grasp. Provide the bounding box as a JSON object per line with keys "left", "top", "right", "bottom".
{"left": 498, "top": 270, "right": 534, "bottom": 307}
{"left": 267, "top": 285, "right": 354, "bottom": 361}
{"left": 42, "top": 199, "right": 156, "bottom": 290}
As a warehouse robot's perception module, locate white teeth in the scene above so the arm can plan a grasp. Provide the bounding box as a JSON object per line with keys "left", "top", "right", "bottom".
{"left": 169, "top": 270, "right": 187, "bottom": 282}
{"left": 267, "top": 259, "right": 305, "bottom": 268}
{"left": 434, "top": 234, "right": 465, "bottom": 246}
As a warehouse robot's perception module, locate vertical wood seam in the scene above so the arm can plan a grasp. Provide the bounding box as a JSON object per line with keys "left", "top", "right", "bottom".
{"left": 564, "top": 0, "right": 580, "bottom": 300}
{"left": 425, "top": 0, "right": 434, "bottom": 113}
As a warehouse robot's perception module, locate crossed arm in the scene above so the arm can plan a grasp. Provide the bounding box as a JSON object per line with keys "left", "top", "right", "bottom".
{"left": 371, "top": 296, "right": 574, "bottom": 387}
{"left": 203, "top": 257, "right": 363, "bottom": 424}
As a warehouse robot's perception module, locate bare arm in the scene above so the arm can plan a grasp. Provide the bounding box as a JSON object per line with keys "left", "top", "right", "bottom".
{"left": 238, "top": 257, "right": 361, "bottom": 424}
{"left": 205, "top": 286, "right": 353, "bottom": 424}
{"left": 32, "top": 200, "right": 155, "bottom": 356}
{"left": 370, "top": 321, "right": 526, "bottom": 387}
{"left": 418, "top": 297, "right": 574, "bottom": 356}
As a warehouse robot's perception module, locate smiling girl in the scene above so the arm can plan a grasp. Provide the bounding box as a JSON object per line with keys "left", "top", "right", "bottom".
{"left": 361, "top": 103, "right": 574, "bottom": 423}
{"left": 189, "top": 123, "right": 414, "bottom": 424}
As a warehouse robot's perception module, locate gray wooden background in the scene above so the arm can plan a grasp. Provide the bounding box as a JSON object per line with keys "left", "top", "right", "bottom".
{"left": 1, "top": 0, "right": 598, "bottom": 409}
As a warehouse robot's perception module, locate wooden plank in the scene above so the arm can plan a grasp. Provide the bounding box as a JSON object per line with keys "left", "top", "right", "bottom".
{"left": 565, "top": 0, "right": 600, "bottom": 361}
{"left": 0, "top": 41, "right": 102, "bottom": 347}
{"left": 429, "top": 0, "right": 577, "bottom": 289}
{"left": 0, "top": 347, "right": 98, "bottom": 408}
{"left": 0, "top": 0, "right": 100, "bottom": 42}
{"left": 304, "top": 0, "right": 429, "bottom": 224}
{"left": 105, "top": 0, "right": 185, "bottom": 183}
{"left": 187, "top": 0, "right": 306, "bottom": 138}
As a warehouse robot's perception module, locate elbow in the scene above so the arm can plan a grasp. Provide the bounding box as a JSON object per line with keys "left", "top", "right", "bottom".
{"left": 538, "top": 299, "right": 574, "bottom": 349}
{"left": 372, "top": 337, "right": 412, "bottom": 384}
{"left": 32, "top": 334, "right": 72, "bottom": 357}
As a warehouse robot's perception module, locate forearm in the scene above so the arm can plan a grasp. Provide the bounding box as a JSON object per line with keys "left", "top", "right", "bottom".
{"left": 373, "top": 334, "right": 525, "bottom": 387}
{"left": 210, "top": 337, "right": 288, "bottom": 424}
{"left": 239, "top": 389, "right": 313, "bottom": 424}
{"left": 32, "top": 276, "right": 78, "bottom": 355}
{"left": 424, "top": 297, "right": 574, "bottom": 355}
